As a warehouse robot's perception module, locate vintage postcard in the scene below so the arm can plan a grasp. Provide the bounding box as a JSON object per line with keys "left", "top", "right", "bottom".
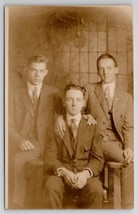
{"left": 5, "top": 5, "right": 133, "bottom": 210}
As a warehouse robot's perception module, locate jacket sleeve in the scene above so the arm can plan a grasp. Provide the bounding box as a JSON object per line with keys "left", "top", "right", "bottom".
{"left": 43, "top": 127, "right": 65, "bottom": 175}
{"left": 86, "top": 126, "right": 104, "bottom": 176}
{"left": 121, "top": 94, "right": 134, "bottom": 150}
{"left": 8, "top": 92, "right": 24, "bottom": 146}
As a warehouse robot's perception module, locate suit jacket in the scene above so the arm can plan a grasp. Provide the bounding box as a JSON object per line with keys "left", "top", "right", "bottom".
{"left": 44, "top": 117, "right": 104, "bottom": 177}
{"left": 9, "top": 83, "right": 61, "bottom": 156}
{"left": 85, "top": 82, "right": 134, "bottom": 150}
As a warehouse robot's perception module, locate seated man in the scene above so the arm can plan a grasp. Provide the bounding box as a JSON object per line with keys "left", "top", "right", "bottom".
{"left": 43, "top": 83, "right": 104, "bottom": 209}
{"left": 9, "top": 54, "right": 61, "bottom": 208}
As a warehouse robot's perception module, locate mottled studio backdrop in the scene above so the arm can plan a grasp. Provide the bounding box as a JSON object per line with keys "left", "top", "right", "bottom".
{"left": 8, "top": 6, "right": 133, "bottom": 93}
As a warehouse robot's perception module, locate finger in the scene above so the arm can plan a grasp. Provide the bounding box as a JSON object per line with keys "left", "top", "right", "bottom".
{"left": 21, "top": 143, "right": 29, "bottom": 151}
{"left": 20, "top": 145, "right": 25, "bottom": 151}
{"left": 24, "top": 142, "right": 33, "bottom": 150}
{"left": 27, "top": 142, "right": 35, "bottom": 150}
{"left": 62, "top": 123, "right": 66, "bottom": 132}
{"left": 57, "top": 126, "right": 64, "bottom": 138}
{"left": 60, "top": 126, "right": 65, "bottom": 138}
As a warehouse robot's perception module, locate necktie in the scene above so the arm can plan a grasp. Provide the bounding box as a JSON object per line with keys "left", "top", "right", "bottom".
{"left": 32, "top": 86, "right": 38, "bottom": 108}
{"left": 70, "top": 119, "right": 78, "bottom": 149}
{"left": 104, "top": 85, "right": 112, "bottom": 111}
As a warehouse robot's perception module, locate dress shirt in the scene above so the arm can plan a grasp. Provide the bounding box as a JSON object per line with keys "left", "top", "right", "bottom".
{"left": 102, "top": 81, "right": 115, "bottom": 99}
{"left": 66, "top": 113, "right": 82, "bottom": 127}
{"left": 27, "top": 82, "right": 42, "bottom": 98}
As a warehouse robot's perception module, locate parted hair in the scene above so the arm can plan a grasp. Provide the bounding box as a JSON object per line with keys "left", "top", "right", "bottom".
{"left": 28, "top": 54, "right": 48, "bottom": 67}
{"left": 64, "top": 83, "right": 86, "bottom": 97}
{"left": 97, "top": 53, "right": 118, "bottom": 69}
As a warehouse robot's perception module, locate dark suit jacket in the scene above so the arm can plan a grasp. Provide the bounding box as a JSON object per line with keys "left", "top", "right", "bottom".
{"left": 85, "top": 82, "right": 134, "bottom": 150}
{"left": 44, "top": 117, "right": 104, "bottom": 177}
{"left": 9, "top": 83, "right": 61, "bottom": 156}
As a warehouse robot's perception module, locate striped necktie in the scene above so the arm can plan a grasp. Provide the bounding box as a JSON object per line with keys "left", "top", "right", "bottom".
{"left": 104, "top": 85, "right": 112, "bottom": 111}
{"left": 32, "top": 86, "right": 38, "bottom": 108}
{"left": 70, "top": 118, "right": 78, "bottom": 150}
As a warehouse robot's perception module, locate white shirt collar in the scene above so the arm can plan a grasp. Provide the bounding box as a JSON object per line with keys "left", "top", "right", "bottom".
{"left": 27, "top": 82, "right": 42, "bottom": 97}
{"left": 102, "top": 82, "right": 115, "bottom": 99}
{"left": 66, "top": 113, "right": 82, "bottom": 127}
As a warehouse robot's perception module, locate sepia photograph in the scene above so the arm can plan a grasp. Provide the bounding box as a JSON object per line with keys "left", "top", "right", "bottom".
{"left": 5, "top": 5, "right": 134, "bottom": 210}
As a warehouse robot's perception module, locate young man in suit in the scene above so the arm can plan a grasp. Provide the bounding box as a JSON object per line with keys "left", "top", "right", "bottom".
{"left": 55, "top": 53, "right": 134, "bottom": 208}
{"left": 9, "top": 54, "right": 61, "bottom": 208}
{"left": 43, "top": 83, "right": 104, "bottom": 209}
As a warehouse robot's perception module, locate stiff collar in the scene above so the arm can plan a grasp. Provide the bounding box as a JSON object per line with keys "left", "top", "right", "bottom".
{"left": 66, "top": 112, "right": 82, "bottom": 127}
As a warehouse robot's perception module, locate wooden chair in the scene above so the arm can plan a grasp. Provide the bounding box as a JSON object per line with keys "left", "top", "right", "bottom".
{"left": 102, "top": 161, "right": 125, "bottom": 208}
{"left": 25, "top": 160, "right": 125, "bottom": 209}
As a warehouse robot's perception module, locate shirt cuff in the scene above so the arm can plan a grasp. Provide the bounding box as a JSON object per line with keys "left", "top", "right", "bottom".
{"left": 83, "top": 168, "right": 93, "bottom": 177}
{"left": 56, "top": 167, "right": 66, "bottom": 177}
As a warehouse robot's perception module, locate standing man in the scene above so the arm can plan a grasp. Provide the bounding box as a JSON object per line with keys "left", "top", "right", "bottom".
{"left": 55, "top": 53, "right": 134, "bottom": 209}
{"left": 9, "top": 54, "right": 61, "bottom": 208}
{"left": 43, "top": 83, "right": 104, "bottom": 209}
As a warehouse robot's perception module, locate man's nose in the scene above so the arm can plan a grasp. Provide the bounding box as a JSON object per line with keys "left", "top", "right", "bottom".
{"left": 35, "top": 71, "right": 39, "bottom": 76}
{"left": 103, "top": 68, "right": 108, "bottom": 75}
{"left": 72, "top": 100, "right": 77, "bottom": 106}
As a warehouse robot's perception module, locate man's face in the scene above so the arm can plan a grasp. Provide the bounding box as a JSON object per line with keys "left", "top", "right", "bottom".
{"left": 26, "top": 62, "right": 48, "bottom": 85}
{"left": 98, "top": 58, "right": 118, "bottom": 84}
{"left": 65, "top": 89, "right": 85, "bottom": 116}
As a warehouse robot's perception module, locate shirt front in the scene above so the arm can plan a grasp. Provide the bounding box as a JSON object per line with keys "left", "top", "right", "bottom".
{"left": 66, "top": 112, "right": 82, "bottom": 127}
{"left": 27, "top": 82, "right": 42, "bottom": 98}
{"left": 102, "top": 81, "right": 115, "bottom": 99}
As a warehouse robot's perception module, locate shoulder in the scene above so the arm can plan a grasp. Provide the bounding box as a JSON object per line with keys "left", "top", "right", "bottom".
{"left": 85, "top": 82, "right": 101, "bottom": 92}
{"left": 42, "top": 83, "right": 59, "bottom": 93}
{"left": 116, "top": 87, "right": 133, "bottom": 101}
{"left": 12, "top": 84, "right": 26, "bottom": 97}
{"left": 42, "top": 83, "right": 61, "bottom": 98}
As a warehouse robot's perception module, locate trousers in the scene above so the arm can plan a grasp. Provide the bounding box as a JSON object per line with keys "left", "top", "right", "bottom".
{"left": 12, "top": 141, "right": 41, "bottom": 208}
{"left": 102, "top": 140, "right": 134, "bottom": 208}
{"left": 44, "top": 175, "right": 103, "bottom": 209}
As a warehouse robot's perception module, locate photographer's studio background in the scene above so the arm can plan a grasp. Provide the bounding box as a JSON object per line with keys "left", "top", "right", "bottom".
{"left": 6, "top": 5, "right": 133, "bottom": 209}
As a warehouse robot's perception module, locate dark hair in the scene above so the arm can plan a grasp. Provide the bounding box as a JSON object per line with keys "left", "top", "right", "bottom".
{"left": 28, "top": 54, "right": 48, "bottom": 67}
{"left": 64, "top": 83, "right": 86, "bottom": 97}
{"left": 97, "top": 53, "right": 118, "bottom": 69}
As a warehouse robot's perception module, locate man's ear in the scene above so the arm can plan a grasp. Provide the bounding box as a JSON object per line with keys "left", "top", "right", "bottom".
{"left": 82, "top": 99, "right": 86, "bottom": 108}
{"left": 44, "top": 69, "right": 48, "bottom": 77}
{"left": 115, "top": 66, "right": 118, "bottom": 74}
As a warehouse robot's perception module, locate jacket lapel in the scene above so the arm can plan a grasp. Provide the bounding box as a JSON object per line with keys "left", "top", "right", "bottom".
{"left": 94, "top": 83, "right": 109, "bottom": 119}
{"left": 63, "top": 121, "right": 75, "bottom": 159}
{"left": 75, "top": 118, "right": 88, "bottom": 156}
{"left": 112, "top": 87, "right": 120, "bottom": 118}
{"left": 21, "top": 86, "right": 34, "bottom": 118}
{"left": 38, "top": 84, "right": 48, "bottom": 115}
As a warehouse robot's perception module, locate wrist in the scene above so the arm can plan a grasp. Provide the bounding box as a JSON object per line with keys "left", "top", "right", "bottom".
{"left": 83, "top": 170, "right": 91, "bottom": 179}
{"left": 56, "top": 168, "right": 67, "bottom": 178}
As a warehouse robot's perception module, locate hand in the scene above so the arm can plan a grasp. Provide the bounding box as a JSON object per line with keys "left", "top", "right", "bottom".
{"left": 61, "top": 169, "right": 77, "bottom": 188}
{"left": 83, "top": 114, "right": 97, "bottom": 126}
{"left": 54, "top": 115, "right": 66, "bottom": 138}
{"left": 20, "top": 140, "right": 35, "bottom": 151}
{"left": 73, "top": 171, "right": 90, "bottom": 189}
{"left": 123, "top": 148, "right": 134, "bottom": 164}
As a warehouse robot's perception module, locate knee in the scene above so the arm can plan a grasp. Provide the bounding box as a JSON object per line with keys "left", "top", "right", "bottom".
{"left": 44, "top": 176, "right": 64, "bottom": 196}
{"left": 88, "top": 181, "right": 103, "bottom": 197}
{"left": 13, "top": 152, "right": 27, "bottom": 169}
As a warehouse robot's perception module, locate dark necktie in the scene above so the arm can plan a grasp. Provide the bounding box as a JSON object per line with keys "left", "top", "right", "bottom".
{"left": 104, "top": 86, "right": 112, "bottom": 111}
{"left": 32, "top": 87, "right": 38, "bottom": 108}
{"left": 70, "top": 119, "right": 78, "bottom": 150}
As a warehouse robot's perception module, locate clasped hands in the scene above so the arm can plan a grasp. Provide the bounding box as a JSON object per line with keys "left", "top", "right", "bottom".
{"left": 59, "top": 168, "right": 91, "bottom": 189}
